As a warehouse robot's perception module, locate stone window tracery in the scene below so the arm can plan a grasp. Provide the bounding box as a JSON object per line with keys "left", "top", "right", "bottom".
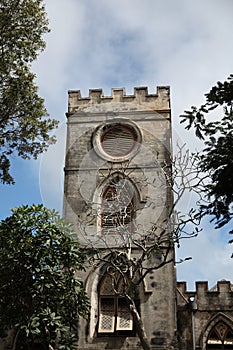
{"left": 101, "top": 176, "right": 135, "bottom": 235}
{"left": 207, "top": 322, "right": 233, "bottom": 349}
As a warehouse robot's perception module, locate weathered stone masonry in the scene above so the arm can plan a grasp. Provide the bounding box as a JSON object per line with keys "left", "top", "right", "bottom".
{"left": 63, "top": 86, "right": 233, "bottom": 350}
{"left": 1, "top": 86, "right": 232, "bottom": 350}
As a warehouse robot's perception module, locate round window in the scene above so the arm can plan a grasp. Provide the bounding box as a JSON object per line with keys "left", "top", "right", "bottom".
{"left": 93, "top": 120, "right": 141, "bottom": 162}
{"left": 101, "top": 125, "right": 137, "bottom": 157}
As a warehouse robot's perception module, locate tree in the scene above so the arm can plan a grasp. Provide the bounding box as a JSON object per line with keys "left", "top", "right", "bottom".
{"left": 0, "top": 204, "right": 89, "bottom": 350}
{"left": 76, "top": 146, "right": 203, "bottom": 350}
{"left": 180, "top": 74, "right": 233, "bottom": 231}
{"left": 0, "top": 0, "right": 58, "bottom": 184}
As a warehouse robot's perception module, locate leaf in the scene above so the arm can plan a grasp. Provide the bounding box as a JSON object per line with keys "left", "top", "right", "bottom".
{"left": 195, "top": 126, "right": 204, "bottom": 140}
{"left": 180, "top": 74, "right": 233, "bottom": 235}
{"left": 0, "top": 0, "right": 58, "bottom": 184}
{"left": 0, "top": 204, "right": 89, "bottom": 348}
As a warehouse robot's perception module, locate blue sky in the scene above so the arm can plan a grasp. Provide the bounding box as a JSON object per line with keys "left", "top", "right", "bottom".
{"left": 0, "top": 0, "right": 233, "bottom": 289}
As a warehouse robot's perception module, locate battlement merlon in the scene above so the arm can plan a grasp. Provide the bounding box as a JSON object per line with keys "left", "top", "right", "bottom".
{"left": 177, "top": 281, "right": 233, "bottom": 309}
{"left": 67, "top": 86, "right": 170, "bottom": 114}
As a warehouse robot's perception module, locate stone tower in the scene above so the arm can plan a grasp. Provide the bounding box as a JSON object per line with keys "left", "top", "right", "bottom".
{"left": 63, "top": 86, "right": 178, "bottom": 350}
{"left": 0, "top": 87, "right": 233, "bottom": 350}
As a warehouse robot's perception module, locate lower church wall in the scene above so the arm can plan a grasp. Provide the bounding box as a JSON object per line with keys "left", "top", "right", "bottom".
{"left": 1, "top": 280, "right": 233, "bottom": 349}
{"left": 177, "top": 280, "right": 233, "bottom": 350}
{"left": 77, "top": 254, "right": 178, "bottom": 350}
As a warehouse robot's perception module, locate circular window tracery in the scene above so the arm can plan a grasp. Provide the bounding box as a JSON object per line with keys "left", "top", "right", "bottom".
{"left": 93, "top": 120, "right": 141, "bottom": 162}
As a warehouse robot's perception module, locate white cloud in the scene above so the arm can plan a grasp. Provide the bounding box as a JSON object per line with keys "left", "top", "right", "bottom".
{"left": 32, "top": 0, "right": 87, "bottom": 108}
{"left": 39, "top": 122, "right": 66, "bottom": 213}
{"left": 4, "top": 0, "right": 233, "bottom": 285}
{"left": 176, "top": 219, "right": 233, "bottom": 289}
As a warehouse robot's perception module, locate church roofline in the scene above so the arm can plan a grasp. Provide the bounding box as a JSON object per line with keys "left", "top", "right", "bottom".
{"left": 177, "top": 280, "right": 233, "bottom": 309}
{"left": 67, "top": 85, "right": 171, "bottom": 114}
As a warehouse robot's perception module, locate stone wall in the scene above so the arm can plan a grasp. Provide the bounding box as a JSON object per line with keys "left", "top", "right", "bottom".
{"left": 177, "top": 280, "right": 233, "bottom": 350}
{"left": 63, "top": 86, "right": 178, "bottom": 349}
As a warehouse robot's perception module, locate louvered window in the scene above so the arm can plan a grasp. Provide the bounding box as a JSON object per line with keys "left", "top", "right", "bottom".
{"left": 101, "top": 125, "right": 137, "bottom": 158}
{"left": 101, "top": 177, "right": 134, "bottom": 235}
{"left": 98, "top": 273, "right": 133, "bottom": 334}
{"left": 99, "top": 298, "right": 115, "bottom": 333}
{"left": 117, "top": 298, "right": 132, "bottom": 331}
{"left": 93, "top": 121, "right": 141, "bottom": 162}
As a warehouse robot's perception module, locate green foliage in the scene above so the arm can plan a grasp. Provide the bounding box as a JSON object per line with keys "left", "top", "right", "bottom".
{"left": 0, "top": 0, "right": 58, "bottom": 184}
{"left": 180, "top": 74, "right": 233, "bottom": 229}
{"left": 0, "top": 204, "right": 89, "bottom": 349}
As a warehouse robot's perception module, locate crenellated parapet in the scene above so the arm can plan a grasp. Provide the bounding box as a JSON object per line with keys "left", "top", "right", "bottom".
{"left": 67, "top": 86, "right": 170, "bottom": 114}
{"left": 177, "top": 280, "right": 233, "bottom": 310}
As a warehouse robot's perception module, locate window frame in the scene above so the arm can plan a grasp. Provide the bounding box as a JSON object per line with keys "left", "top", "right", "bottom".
{"left": 92, "top": 120, "right": 142, "bottom": 163}
{"left": 101, "top": 177, "right": 135, "bottom": 236}
{"left": 207, "top": 322, "right": 233, "bottom": 349}
{"left": 98, "top": 273, "right": 133, "bottom": 335}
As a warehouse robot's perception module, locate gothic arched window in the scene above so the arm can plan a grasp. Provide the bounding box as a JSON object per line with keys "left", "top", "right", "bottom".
{"left": 98, "top": 272, "right": 133, "bottom": 334}
{"left": 207, "top": 322, "right": 233, "bottom": 349}
{"left": 101, "top": 176, "right": 135, "bottom": 235}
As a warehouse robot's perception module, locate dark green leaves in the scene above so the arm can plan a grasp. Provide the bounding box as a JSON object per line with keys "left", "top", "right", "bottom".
{"left": 0, "top": 0, "right": 58, "bottom": 184}
{"left": 0, "top": 204, "right": 89, "bottom": 349}
{"left": 180, "top": 74, "right": 233, "bottom": 230}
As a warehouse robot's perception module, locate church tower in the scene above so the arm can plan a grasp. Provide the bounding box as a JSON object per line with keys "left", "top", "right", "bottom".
{"left": 63, "top": 86, "right": 178, "bottom": 350}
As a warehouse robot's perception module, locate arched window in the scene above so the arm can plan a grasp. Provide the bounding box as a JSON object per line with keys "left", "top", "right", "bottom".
{"left": 207, "top": 322, "right": 233, "bottom": 349}
{"left": 98, "top": 272, "right": 133, "bottom": 334}
{"left": 101, "top": 176, "right": 135, "bottom": 235}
